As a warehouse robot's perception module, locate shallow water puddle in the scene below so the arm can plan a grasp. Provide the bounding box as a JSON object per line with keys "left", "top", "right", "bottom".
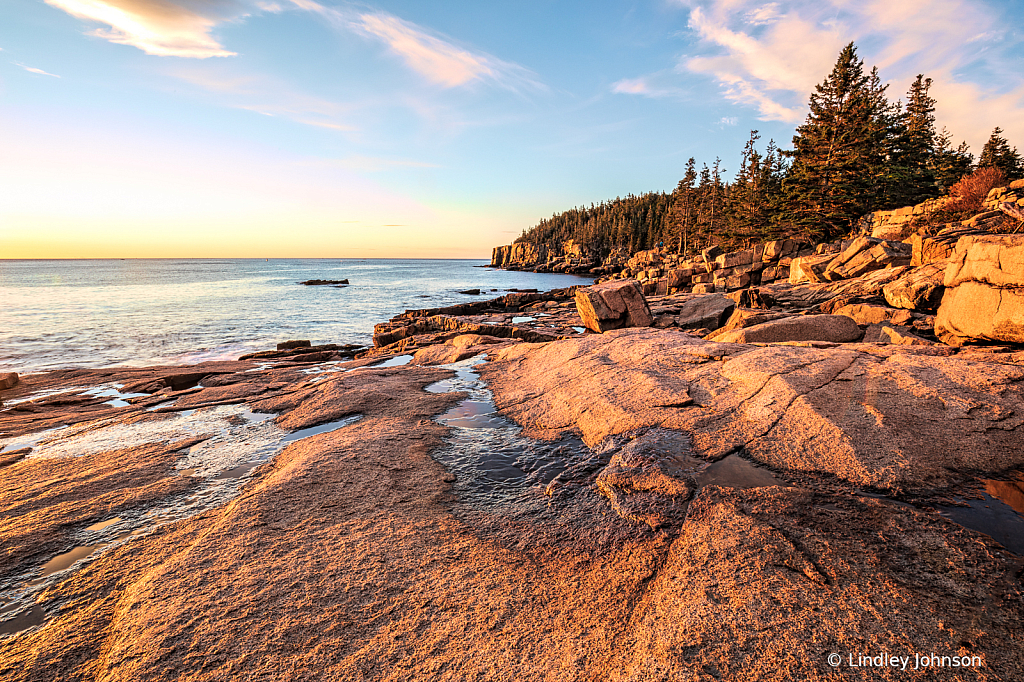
{"left": 511, "top": 316, "right": 536, "bottom": 323}
{"left": 695, "top": 454, "right": 783, "bottom": 489}
{"left": 425, "top": 356, "right": 596, "bottom": 508}
{"left": 79, "top": 383, "right": 151, "bottom": 407}
{"left": 372, "top": 354, "right": 414, "bottom": 369}
{"left": 938, "top": 489, "right": 1024, "bottom": 555}
{"left": 0, "top": 404, "right": 363, "bottom": 636}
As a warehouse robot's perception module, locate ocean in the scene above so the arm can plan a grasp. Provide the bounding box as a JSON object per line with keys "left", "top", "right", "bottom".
{"left": 0, "top": 259, "right": 592, "bottom": 374}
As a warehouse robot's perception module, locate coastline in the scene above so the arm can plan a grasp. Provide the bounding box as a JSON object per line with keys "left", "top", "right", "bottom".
{"left": 2, "top": 278, "right": 1023, "bottom": 680}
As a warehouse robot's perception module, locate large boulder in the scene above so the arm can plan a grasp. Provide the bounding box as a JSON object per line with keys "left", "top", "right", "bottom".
{"left": 675, "top": 294, "right": 735, "bottom": 330}
{"left": 575, "top": 280, "right": 654, "bottom": 333}
{"left": 882, "top": 263, "right": 945, "bottom": 311}
{"left": 0, "top": 373, "right": 18, "bottom": 390}
{"left": 713, "top": 315, "right": 863, "bottom": 344}
{"left": 823, "top": 239, "right": 911, "bottom": 281}
{"left": 936, "top": 234, "right": 1024, "bottom": 345}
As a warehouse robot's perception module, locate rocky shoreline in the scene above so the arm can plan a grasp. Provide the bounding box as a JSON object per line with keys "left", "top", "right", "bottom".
{"left": 2, "top": 231, "right": 1024, "bottom": 679}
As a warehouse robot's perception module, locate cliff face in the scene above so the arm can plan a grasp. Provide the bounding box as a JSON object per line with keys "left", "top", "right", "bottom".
{"left": 489, "top": 239, "right": 624, "bottom": 275}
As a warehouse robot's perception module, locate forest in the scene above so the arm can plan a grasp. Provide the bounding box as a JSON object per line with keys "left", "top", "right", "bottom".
{"left": 514, "top": 43, "right": 1023, "bottom": 257}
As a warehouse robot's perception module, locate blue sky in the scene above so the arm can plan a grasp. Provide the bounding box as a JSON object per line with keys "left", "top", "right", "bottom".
{"left": 1, "top": 0, "right": 1022, "bottom": 258}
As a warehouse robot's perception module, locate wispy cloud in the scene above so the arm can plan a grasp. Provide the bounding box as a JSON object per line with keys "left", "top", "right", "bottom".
{"left": 167, "top": 66, "right": 358, "bottom": 131}
{"left": 293, "top": 0, "right": 543, "bottom": 92}
{"left": 13, "top": 62, "right": 61, "bottom": 77}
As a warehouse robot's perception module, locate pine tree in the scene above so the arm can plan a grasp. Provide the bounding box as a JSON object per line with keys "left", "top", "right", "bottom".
{"left": 978, "top": 127, "right": 1023, "bottom": 178}
{"left": 887, "top": 74, "right": 939, "bottom": 205}
{"left": 782, "top": 43, "right": 889, "bottom": 241}
{"left": 668, "top": 158, "right": 698, "bottom": 254}
{"left": 930, "top": 128, "right": 974, "bottom": 192}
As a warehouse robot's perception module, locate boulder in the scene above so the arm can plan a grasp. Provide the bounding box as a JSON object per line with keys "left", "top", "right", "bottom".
{"left": 726, "top": 288, "right": 774, "bottom": 309}
{"left": 832, "top": 303, "right": 914, "bottom": 327}
{"left": 705, "top": 308, "right": 789, "bottom": 340}
{"left": 701, "top": 246, "right": 723, "bottom": 264}
{"left": 277, "top": 340, "right": 311, "bottom": 351}
{"left": 675, "top": 294, "right": 735, "bottom": 331}
{"left": 691, "top": 283, "right": 716, "bottom": 294}
{"left": 880, "top": 325, "right": 935, "bottom": 346}
{"left": 882, "top": 263, "right": 945, "bottom": 311}
{"left": 0, "top": 372, "right": 18, "bottom": 390}
{"left": 761, "top": 239, "right": 798, "bottom": 261}
{"left": 824, "top": 240, "right": 911, "bottom": 281}
{"left": 936, "top": 234, "right": 1024, "bottom": 345}
{"left": 713, "top": 315, "right": 863, "bottom": 344}
{"left": 907, "top": 233, "right": 956, "bottom": 266}
{"left": 788, "top": 254, "right": 833, "bottom": 284}
{"left": 575, "top": 280, "right": 654, "bottom": 333}
{"left": 714, "top": 249, "right": 753, "bottom": 269}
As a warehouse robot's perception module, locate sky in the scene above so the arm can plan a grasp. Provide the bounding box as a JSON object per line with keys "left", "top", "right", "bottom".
{"left": 1, "top": 0, "right": 1022, "bottom": 258}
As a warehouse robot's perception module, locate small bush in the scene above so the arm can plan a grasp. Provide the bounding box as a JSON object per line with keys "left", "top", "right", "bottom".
{"left": 944, "top": 166, "right": 1008, "bottom": 214}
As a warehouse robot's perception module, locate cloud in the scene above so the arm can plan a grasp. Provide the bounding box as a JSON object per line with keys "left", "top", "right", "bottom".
{"left": 14, "top": 62, "right": 61, "bottom": 77}
{"left": 293, "top": 0, "right": 543, "bottom": 92}
{"left": 665, "top": 0, "right": 1024, "bottom": 147}
{"left": 167, "top": 66, "right": 358, "bottom": 131}
{"left": 612, "top": 77, "right": 654, "bottom": 95}
{"left": 43, "top": 0, "right": 252, "bottom": 58}
{"left": 719, "top": 116, "right": 738, "bottom": 126}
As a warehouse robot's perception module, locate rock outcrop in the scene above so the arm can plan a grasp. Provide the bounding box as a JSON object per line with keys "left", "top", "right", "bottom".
{"left": 936, "top": 234, "right": 1024, "bottom": 346}
{"left": 712, "top": 314, "right": 863, "bottom": 344}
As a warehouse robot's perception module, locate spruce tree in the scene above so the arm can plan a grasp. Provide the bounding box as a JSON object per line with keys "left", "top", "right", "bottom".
{"left": 931, "top": 128, "right": 973, "bottom": 192}
{"left": 978, "top": 127, "right": 1023, "bottom": 179}
{"left": 782, "top": 43, "right": 889, "bottom": 241}
{"left": 888, "top": 74, "right": 939, "bottom": 205}
{"left": 668, "top": 158, "right": 698, "bottom": 254}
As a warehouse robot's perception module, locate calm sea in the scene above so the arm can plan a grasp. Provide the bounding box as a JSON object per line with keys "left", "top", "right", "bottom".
{"left": 0, "top": 259, "right": 591, "bottom": 374}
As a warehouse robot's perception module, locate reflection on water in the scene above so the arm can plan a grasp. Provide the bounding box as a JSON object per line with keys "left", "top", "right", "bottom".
{"left": 426, "top": 356, "right": 596, "bottom": 509}
{"left": 0, "top": 404, "right": 363, "bottom": 636}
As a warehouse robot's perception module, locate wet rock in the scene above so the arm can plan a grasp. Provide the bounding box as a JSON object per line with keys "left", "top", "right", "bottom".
{"left": 881, "top": 263, "right": 945, "bottom": 311}
{"left": 457, "top": 289, "right": 481, "bottom": 295}
{"left": 574, "top": 280, "right": 653, "bottom": 333}
{"left": 299, "top": 279, "right": 349, "bottom": 285}
{"left": 276, "top": 340, "right": 311, "bottom": 351}
{"left": 483, "top": 327, "right": 1024, "bottom": 491}
{"left": 675, "top": 294, "right": 734, "bottom": 331}
{"left": 0, "top": 373, "right": 19, "bottom": 390}
{"left": 713, "top": 314, "right": 863, "bottom": 344}
{"left": 936, "top": 234, "right": 1024, "bottom": 346}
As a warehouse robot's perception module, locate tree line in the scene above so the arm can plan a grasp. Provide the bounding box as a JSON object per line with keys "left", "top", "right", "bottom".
{"left": 515, "top": 43, "right": 1022, "bottom": 257}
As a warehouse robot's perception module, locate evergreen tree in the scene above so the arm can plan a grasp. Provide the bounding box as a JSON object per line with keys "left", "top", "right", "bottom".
{"left": 930, "top": 128, "right": 974, "bottom": 192}
{"left": 668, "top": 158, "right": 698, "bottom": 253}
{"left": 782, "top": 43, "right": 889, "bottom": 241}
{"left": 978, "top": 127, "right": 1023, "bottom": 178}
{"left": 888, "top": 74, "right": 939, "bottom": 205}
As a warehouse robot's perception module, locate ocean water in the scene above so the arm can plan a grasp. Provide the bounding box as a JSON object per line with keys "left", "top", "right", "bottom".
{"left": 0, "top": 259, "right": 591, "bottom": 374}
